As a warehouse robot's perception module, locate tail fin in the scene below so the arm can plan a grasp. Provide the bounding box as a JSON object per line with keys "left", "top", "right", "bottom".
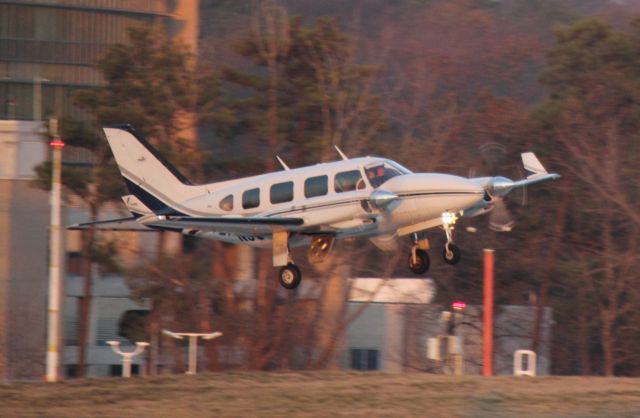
{"left": 103, "top": 125, "right": 197, "bottom": 215}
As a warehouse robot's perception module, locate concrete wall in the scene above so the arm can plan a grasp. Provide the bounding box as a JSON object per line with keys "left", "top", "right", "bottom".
{"left": 0, "top": 120, "right": 49, "bottom": 381}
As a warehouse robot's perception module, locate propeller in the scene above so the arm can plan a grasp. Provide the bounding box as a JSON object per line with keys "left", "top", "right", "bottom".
{"left": 488, "top": 198, "right": 514, "bottom": 232}
{"left": 469, "top": 143, "right": 529, "bottom": 232}
{"left": 479, "top": 152, "right": 560, "bottom": 232}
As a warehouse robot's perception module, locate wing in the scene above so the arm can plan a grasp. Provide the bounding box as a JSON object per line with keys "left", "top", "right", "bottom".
{"left": 141, "top": 215, "right": 305, "bottom": 235}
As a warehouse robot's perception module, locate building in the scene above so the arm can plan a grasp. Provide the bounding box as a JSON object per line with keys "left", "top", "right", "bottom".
{"left": 63, "top": 274, "right": 149, "bottom": 377}
{"left": 0, "top": 0, "right": 198, "bottom": 121}
{"left": 0, "top": 0, "right": 199, "bottom": 381}
{"left": 0, "top": 120, "right": 49, "bottom": 380}
{"left": 59, "top": 274, "right": 552, "bottom": 377}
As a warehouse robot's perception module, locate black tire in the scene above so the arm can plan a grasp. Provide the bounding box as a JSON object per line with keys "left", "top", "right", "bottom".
{"left": 279, "top": 263, "right": 302, "bottom": 289}
{"left": 442, "top": 243, "right": 461, "bottom": 265}
{"left": 408, "top": 249, "right": 430, "bottom": 275}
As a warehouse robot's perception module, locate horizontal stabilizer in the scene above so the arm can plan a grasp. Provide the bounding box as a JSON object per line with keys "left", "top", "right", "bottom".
{"left": 67, "top": 216, "right": 151, "bottom": 231}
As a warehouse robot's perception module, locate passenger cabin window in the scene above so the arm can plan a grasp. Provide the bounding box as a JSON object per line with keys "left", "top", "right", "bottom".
{"left": 304, "top": 175, "right": 328, "bottom": 198}
{"left": 219, "top": 194, "right": 233, "bottom": 211}
{"left": 242, "top": 188, "right": 260, "bottom": 209}
{"left": 270, "top": 181, "right": 294, "bottom": 204}
{"left": 364, "top": 162, "right": 405, "bottom": 188}
{"left": 335, "top": 170, "right": 365, "bottom": 193}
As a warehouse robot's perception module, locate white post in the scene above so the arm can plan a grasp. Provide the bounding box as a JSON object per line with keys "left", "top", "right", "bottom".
{"left": 107, "top": 341, "right": 149, "bottom": 378}
{"left": 46, "top": 119, "right": 64, "bottom": 383}
{"left": 514, "top": 349, "right": 537, "bottom": 377}
{"left": 162, "top": 330, "right": 223, "bottom": 375}
{"left": 187, "top": 335, "right": 198, "bottom": 375}
{"left": 122, "top": 356, "right": 133, "bottom": 378}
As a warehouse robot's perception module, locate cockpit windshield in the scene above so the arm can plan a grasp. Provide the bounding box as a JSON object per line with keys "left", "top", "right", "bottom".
{"left": 364, "top": 160, "right": 410, "bottom": 188}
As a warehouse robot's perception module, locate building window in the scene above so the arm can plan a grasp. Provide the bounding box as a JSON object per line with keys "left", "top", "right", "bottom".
{"left": 270, "top": 181, "right": 294, "bottom": 204}
{"left": 350, "top": 348, "right": 379, "bottom": 371}
{"left": 242, "top": 188, "right": 260, "bottom": 209}
{"left": 219, "top": 194, "right": 233, "bottom": 211}
{"left": 65, "top": 365, "right": 78, "bottom": 378}
{"left": 304, "top": 175, "right": 328, "bottom": 198}
{"left": 335, "top": 170, "right": 364, "bottom": 193}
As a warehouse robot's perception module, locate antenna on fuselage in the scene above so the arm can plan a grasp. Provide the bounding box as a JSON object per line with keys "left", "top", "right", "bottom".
{"left": 276, "top": 155, "right": 291, "bottom": 171}
{"left": 334, "top": 145, "right": 349, "bottom": 160}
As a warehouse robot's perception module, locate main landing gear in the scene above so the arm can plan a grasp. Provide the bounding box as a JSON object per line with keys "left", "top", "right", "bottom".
{"left": 407, "top": 211, "right": 462, "bottom": 275}
{"left": 279, "top": 263, "right": 302, "bottom": 289}
{"left": 273, "top": 230, "right": 305, "bottom": 290}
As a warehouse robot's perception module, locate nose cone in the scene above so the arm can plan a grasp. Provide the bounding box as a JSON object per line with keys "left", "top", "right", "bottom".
{"left": 488, "top": 176, "right": 515, "bottom": 198}
{"left": 370, "top": 189, "right": 398, "bottom": 209}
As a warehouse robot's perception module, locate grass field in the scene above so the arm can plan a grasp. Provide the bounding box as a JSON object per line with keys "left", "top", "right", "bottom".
{"left": 2, "top": 372, "right": 640, "bottom": 417}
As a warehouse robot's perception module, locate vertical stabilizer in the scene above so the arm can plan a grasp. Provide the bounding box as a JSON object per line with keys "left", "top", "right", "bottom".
{"left": 103, "top": 126, "right": 197, "bottom": 214}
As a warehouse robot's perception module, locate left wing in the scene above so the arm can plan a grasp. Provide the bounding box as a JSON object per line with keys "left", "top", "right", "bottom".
{"left": 140, "top": 215, "right": 305, "bottom": 235}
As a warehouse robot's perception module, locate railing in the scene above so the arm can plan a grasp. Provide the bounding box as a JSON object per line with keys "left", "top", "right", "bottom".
{"left": 0, "top": 38, "right": 109, "bottom": 65}
{"left": 0, "top": 0, "right": 168, "bottom": 15}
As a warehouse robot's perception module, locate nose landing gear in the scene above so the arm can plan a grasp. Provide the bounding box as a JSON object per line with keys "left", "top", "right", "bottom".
{"left": 441, "top": 211, "right": 462, "bottom": 265}
{"left": 407, "top": 212, "right": 462, "bottom": 275}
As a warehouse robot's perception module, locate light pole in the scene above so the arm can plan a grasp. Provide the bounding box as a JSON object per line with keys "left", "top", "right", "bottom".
{"left": 33, "top": 76, "right": 49, "bottom": 121}
{"left": 106, "top": 341, "right": 149, "bottom": 378}
{"left": 45, "top": 118, "right": 64, "bottom": 382}
{"left": 162, "top": 330, "right": 223, "bottom": 374}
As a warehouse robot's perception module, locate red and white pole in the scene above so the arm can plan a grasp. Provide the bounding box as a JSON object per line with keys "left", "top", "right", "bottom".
{"left": 46, "top": 119, "right": 64, "bottom": 382}
{"left": 483, "top": 248, "right": 494, "bottom": 377}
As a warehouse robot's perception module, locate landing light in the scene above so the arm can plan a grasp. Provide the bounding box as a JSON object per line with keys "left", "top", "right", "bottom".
{"left": 442, "top": 212, "right": 457, "bottom": 225}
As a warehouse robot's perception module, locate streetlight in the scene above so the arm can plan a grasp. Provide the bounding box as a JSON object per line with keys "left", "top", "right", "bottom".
{"left": 106, "top": 341, "right": 149, "bottom": 378}
{"left": 162, "top": 330, "right": 223, "bottom": 374}
{"left": 45, "top": 118, "right": 64, "bottom": 382}
{"left": 33, "top": 76, "right": 49, "bottom": 121}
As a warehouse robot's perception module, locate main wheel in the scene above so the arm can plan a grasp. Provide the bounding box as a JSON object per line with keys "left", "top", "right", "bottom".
{"left": 279, "top": 263, "right": 302, "bottom": 289}
{"left": 442, "top": 243, "right": 461, "bottom": 265}
{"left": 408, "top": 249, "right": 430, "bottom": 275}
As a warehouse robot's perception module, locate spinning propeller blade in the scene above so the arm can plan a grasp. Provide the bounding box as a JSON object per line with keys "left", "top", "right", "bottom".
{"left": 488, "top": 198, "right": 515, "bottom": 232}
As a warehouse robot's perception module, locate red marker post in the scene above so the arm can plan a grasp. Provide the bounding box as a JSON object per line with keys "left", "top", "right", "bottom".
{"left": 483, "top": 249, "right": 494, "bottom": 377}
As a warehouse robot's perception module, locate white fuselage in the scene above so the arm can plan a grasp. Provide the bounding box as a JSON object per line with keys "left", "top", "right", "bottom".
{"left": 160, "top": 157, "right": 486, "bottom": 247}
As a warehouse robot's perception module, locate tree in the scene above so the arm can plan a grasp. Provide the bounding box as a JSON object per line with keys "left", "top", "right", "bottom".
{"left": 536, "top": 18, "right": 640, "bottom": 376}
{"left": 198, "top": 6, "right": 390, "bottom": 370}
{"left": 34, "top": 119, "right": 124, "bottom": 377}
{"left": 34, "top": 24, "right": 200, "bottom": 377}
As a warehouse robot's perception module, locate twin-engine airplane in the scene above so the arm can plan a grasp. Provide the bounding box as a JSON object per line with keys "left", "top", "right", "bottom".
{"left": 77, "top": 125, "right": 559, "bottom": 289}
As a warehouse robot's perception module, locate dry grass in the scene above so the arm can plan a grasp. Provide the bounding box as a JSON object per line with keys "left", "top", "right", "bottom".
{"left": 2, "top": 372, "right": 640, "bottom": 417}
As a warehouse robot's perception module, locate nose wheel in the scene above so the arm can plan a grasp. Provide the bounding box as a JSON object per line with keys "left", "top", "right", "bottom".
{"left": 441, "top": 211, "right": 462, "bottom": 265}
{"left": 443, "top": 243, "right": 461, "bottom": 265}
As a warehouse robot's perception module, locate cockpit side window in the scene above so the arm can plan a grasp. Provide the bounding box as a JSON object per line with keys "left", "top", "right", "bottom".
{"left": 364, "top": 162, "right": 404, "bottom": 188}
{"left": 219, "top": 194, "right": 234, "bottom": 211}
{"left": 335, "top": 170, "right": 365, "bottom": 193}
